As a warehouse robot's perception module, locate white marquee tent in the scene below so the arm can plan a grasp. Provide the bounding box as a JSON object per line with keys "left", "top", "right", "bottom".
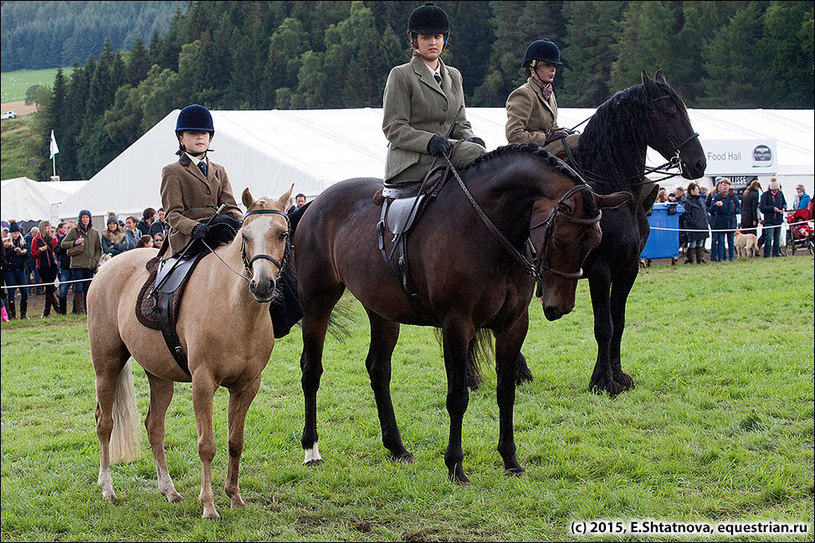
{"left": 1, "top": 177, "right": 87, "bottom": 223}
{"left": 3, "top": 107, "right": 812, "bottom": 223}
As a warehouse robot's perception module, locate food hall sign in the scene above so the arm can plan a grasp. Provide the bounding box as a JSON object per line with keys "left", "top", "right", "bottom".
{"left": 702, "top": 139, "right": 777, "bottom": 175}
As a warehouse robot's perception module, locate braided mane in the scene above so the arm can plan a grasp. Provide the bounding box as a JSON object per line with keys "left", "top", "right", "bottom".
{"left": 464, "top": 142, "right": 584, "bottom": 186}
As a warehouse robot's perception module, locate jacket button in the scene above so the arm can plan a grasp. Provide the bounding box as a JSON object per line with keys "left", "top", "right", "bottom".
{"left": 439, "top": 121, "right": 444, "bottom": 126}
{"left": 206, "top": 189, "right": 211, "bottom": 194}
{"left": 443, "top": 107, "right": 447, "bottom": 111}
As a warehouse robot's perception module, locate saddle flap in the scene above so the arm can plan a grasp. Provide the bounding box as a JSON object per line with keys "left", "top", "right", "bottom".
{"left": 155, "top": 255, "right": 199, "bottom": 294}
{"left": 385, "top": 195, "right": 427, "bottom": 236}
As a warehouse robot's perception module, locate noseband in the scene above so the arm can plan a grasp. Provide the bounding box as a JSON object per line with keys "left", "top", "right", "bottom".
{"left": 529, "top": 184, "right": 602, "bottom": 285}
{"left": 240, "top": 209, "right": 291, "bottom": 277}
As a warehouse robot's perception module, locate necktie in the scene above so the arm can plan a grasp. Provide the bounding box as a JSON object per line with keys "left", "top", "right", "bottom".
{"left": 434, "top": 73, "right": 443, "bottom": 90}
{"left": 198, "top": 161, "right": 207, "bottom": 177}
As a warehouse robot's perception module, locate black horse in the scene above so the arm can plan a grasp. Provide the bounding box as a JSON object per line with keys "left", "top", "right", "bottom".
{"left": 294, "top": 145, "right": 628, "bottom": 483}
{"left": 520, "top": 70, "right": 707, "bottom": 395}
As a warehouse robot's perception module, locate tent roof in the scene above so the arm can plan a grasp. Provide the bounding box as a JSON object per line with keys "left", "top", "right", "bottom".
{"left": 1, "top": 177, "right": 88, "bottom": 222}
{"left": 5, "top": 107, "right": 812, "bottom": 221}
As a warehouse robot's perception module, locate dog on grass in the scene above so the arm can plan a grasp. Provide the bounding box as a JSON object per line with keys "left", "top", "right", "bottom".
{"left": 735, "top": 230, "right": 758, "bottom": 258}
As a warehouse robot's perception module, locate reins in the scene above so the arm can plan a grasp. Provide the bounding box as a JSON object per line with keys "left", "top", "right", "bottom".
{"left": 442, "top": 153, "right": 600, "bottom": 286}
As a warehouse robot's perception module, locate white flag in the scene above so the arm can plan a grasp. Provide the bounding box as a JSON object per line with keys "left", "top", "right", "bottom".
{"left": 49, "top": 130, "right": 60, "bottom": 159}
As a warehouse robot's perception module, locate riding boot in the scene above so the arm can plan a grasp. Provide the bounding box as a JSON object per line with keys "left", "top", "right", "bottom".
{"left": 77, "top": 292, "right": 87, "bottom": 314}
{"left": 59, "top": 296, "right": 67, "bottom": 316}
{"left": 41, "top": 295, "right": 52, "bottom": 318}
{"left": 72, "top": 293, "right": 82, "bottom": 314}
{"left": 7, "top": 299, "right": 16, "bottom": 320}
{"left": 685, "top": 247, "right": 696, "bottom": 264}
{"left": 20, "top": 299, "right": 29, "bottom": 319}
{"left": 695, "top": 246, "right": 706, "bottom": 264}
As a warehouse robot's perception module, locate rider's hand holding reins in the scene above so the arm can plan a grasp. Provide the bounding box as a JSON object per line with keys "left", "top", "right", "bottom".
{"left": 427, "top": 135, "right": 452, "bottom": 156}
{"left": 192, "top": 223, "right": 210, "bottom": 240}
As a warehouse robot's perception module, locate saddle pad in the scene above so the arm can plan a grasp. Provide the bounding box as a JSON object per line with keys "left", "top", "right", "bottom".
{"left": 136, "top": 256, "right": 195, "bottom": 330}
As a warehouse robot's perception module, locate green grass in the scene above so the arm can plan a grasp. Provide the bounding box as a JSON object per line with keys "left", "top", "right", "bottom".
{"left": 1, "top": 257, "right": 813, "bottom": 541}
{"left": 1, "top": 68, "right": 74, "bottom": 103}
{"left": 0, "top": 113, "right": 41, "bottom": 180}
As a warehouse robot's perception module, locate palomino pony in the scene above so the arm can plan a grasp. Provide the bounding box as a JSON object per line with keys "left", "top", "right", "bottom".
{"left": 87, "top": 187, "right": 292, "bottom": 519}
{"left": 294, "top": 144, "right": 628, "bottom": 484}
{"left": 520, "top": 70, "right": 706, "bottom": 395}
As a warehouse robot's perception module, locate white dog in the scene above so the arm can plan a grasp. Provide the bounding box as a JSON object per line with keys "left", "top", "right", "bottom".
{"left": 735, "top": 231, "right": 758, "bottom": 258}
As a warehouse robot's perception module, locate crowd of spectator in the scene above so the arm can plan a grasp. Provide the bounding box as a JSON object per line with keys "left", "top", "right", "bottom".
{"left": 1, "top": 205, "right": 170, "bottom": 321}
{"left": 675, "top": 177, "right": 812, "bottom": 263}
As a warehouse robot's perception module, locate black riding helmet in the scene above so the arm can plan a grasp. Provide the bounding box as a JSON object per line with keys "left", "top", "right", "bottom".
{"left": 407, "top": 2, "right": 450, "bottom": 36}
{"left": 523, "top": 39, "right": 564, "bottom": 67}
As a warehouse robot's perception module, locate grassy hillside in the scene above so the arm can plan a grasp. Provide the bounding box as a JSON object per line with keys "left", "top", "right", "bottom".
{"left": 1, "top": 113, "right": 41, "bottom": 180}
{"left": 1, "top": 67, "right": 73, "bottom": 102}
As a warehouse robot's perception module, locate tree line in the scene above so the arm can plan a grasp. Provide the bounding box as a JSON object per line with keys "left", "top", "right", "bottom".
{"left": 31, "top": 1, "right": 814, "bottom": 182}
{"left": 1, "top": 1, "right": 184, "bottom": 72}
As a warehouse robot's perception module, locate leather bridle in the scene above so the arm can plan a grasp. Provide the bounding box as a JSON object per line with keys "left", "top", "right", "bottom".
{"left": 240, "top": 209, "right": 291, "bottom": 277}
{"left": 444, "top": 154, "right": 601, "bottom": 294}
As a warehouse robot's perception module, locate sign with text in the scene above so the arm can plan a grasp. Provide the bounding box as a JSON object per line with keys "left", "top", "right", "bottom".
{"left": 701, "top": 139, "right": 777, "bottom": 175}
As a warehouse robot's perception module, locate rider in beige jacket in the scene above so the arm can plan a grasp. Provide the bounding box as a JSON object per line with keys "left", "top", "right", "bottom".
{"left": 382, "top": 3, "right": 486, "bottom": 185}
{"left": 505, "top": 39, "right": 579, "bottom": 158}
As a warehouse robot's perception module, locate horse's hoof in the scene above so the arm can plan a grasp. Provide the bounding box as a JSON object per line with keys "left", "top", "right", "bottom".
{"left": 448, "top": 467, "right": 471, "bottom": 486}
{"left": 230, "top": 497, "right": 246, "bottom": 509}
{"left": 166, "top": 492, "right": 183, "bottom": 503}
{"left": 391, "top": 451, "right": 415, "bottom": 463}
{"left": 589, "top": 378, "right": 626, "bottom": 397}
{"left": 103, "top": 492, "right": 119, "bottom": 505}
{"left": 505, "top": 467, "right": 526, "bottom": 478}
{"left": 202, "top": 508, "right": 220, "bottom": 520}
{"left": 615, "top": 372, "right": 635, "bottom": 390}
{"left": 303, "top": 458, "right": 324, "bottom": 467}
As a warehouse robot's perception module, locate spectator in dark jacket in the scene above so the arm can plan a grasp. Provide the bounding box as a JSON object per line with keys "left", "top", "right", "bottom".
{"left": 60, "top": 209, "right": 102, "bottom": 314}
{"left": 740, "top": 180, "right": 762, "bottom": 234}
{"left": 101, "top": 214, "right": 128, "bottom": 258}
{"left": 137, "top": 207, "right": 156, "bottom": 236}
{"left": 149, "top": 207, "right": 169, "bottom": 237}
{"left": 3, "top": 220, "right": 30, "bottom": 319}
{"left": 679, "top": 183, "right": 709, "bottom": 264}
{"left": 708, "top": 178, "right": 741, "bottom": 262}
{"left": 759, "top": 178, "right": 787, "bottom": 258}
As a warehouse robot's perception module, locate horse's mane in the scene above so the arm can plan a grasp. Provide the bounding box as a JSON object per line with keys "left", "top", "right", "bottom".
{"left": 463, "top": 142, "right": 597, "bottom": 216}
{"left": 464, "top": 142, "right": 584, "bottom": 185}
{"left": 576, "top": 81, "right": 680, "bottom": 170}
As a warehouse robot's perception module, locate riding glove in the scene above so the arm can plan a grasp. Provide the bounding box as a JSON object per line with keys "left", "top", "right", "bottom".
{"left": 467, "top": 136, "right": 486, "bottom": 147}
{"left": 427, "top": 135, "right": 452, "bottom": 156}
{"left": 544, "top": 129, "right": 569, "bottom": 145}
{"left": 192, "top": 223, "right": 210, "bottom": 240}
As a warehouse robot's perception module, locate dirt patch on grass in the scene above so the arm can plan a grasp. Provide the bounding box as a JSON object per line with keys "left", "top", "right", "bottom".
{"left": 1, "top": 101, "right": 37, "bottom": 117}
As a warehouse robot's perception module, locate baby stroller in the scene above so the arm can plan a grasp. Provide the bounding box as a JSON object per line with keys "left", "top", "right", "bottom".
{"left": 784, "top": 208, "right": 814, "bottom": 255}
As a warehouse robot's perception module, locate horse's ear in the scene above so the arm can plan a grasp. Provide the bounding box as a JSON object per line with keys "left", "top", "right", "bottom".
{"left": 654, "top": 69, "right": 667, "bottom": 85}
{"left": 641, "top": 70, "right": 657, "bottom": 93}
{"left": 594, "top": 190, "right": 632, "bottom": 210}
{"left": 242, "top": 187, "right": 255, "bottom": 209}
{"left": 278, "top": 183, "right": 295, "bottom": 210}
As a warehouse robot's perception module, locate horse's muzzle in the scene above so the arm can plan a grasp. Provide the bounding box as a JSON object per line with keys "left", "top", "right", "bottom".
{"left": 250, "top": 277, "right": 277, "bottom": 302}
{"left": 543, "top": 304, "right": 566, "bottom": 321}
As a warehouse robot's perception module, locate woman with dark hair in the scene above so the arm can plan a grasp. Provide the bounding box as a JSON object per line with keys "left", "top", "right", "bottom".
{"left": 3, "top": 220, "right": 29, "bottom": 319}
{"left": 60, "top": 209, "right": 102, "bottom": 313}
{"left": 679, "top": 183, "right": 710, "bottom": 264}
{"left": 740, "top": 179, "right": 762, "bottom": 233}
{"left": 381, "top": 2, "right": 486, "bottom": 185}
{"left": 31, "top": 219, "right": 62, "bottom": 317}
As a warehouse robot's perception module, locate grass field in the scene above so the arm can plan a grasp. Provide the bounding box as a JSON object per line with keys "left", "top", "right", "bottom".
{"left": 0, "top": 113, "right": 40, "bottom": 180}
{"left": 1, "top": 256, "right": 813, "bottom": 541}
{"left": 1, "top": 67, "right": 74, "bottom": 103}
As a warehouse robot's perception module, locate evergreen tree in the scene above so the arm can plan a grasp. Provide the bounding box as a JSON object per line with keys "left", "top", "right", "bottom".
{"left": 760, "top": 1, "right": 815, "bottom": 107}
{"left": 700, "top": 2, "right": 766, "bottom": 107}
{"left": 126, "top": 37, "right": 153, "bottom": 86}
{"left": 36, "top": 68, "right": 67, "bottom": 180}
{"left": 561, "top": 1, "right": 625, "bottom": 107}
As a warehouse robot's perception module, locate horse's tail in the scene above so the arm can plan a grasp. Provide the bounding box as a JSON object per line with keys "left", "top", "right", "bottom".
{"left": 109, "top": 359, "right": 141, "bottom": 464}
{"left": 466, "top": 330, "right": 492, "bottom": 391}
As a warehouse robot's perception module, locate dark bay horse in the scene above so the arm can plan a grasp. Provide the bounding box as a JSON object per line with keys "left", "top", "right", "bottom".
{"left": 294, "top": 145, "right": 628, "bottom": 484}
{"left": 87, "top": 187, "right": 293, "bottom": 519}
{"left": 522, "top": 70, "right": 706, "bottom": 395}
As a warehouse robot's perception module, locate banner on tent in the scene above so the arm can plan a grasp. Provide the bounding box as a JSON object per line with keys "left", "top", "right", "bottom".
{"left": 702, "top": 139, "right": 777, "bottom": 176}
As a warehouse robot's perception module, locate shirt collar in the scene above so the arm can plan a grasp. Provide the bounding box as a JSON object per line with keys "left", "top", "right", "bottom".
{"left": 186, "top": 152, "right": 206, "bottom": 166}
